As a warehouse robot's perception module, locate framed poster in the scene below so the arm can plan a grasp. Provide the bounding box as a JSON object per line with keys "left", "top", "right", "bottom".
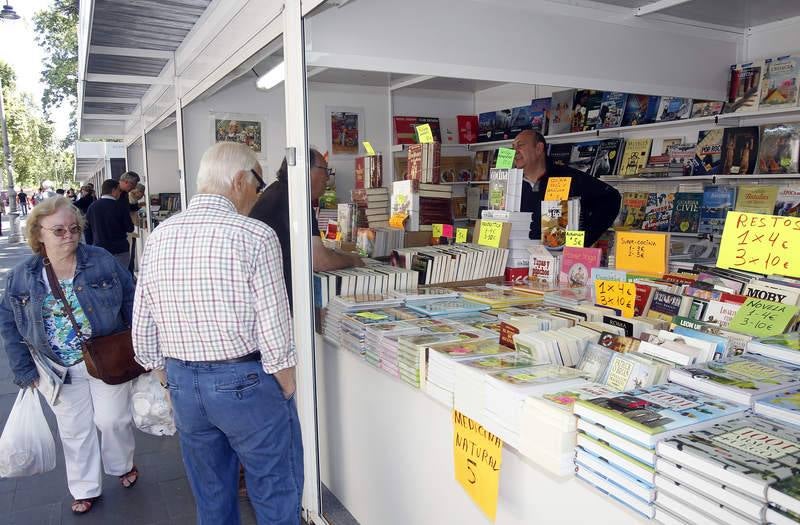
{"left": 210, "top": 112, "right": 265, "bottom": 158}
{"left": 327, "top": 107, "right": 364, "bottom": 157}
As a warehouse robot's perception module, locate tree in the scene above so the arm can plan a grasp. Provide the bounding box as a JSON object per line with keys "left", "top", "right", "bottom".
{"left": 33, "top": 0, "right": 78, "bottom": 147}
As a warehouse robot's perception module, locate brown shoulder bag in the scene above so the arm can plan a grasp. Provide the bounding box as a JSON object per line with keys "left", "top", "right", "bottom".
{"left": 44, "top": 259, "right": 144, "bottom": 385}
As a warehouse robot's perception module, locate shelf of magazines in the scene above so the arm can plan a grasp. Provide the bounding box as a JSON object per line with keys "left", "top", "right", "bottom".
{"left": 468, "top": 106, "right": 800, "bottom": 151}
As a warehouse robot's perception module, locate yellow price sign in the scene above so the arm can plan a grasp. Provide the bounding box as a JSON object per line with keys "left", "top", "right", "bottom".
{"left": 432, "top": 224, "right": 444, "bottom": 239}
{"left": 453, "top": 410, "right": 503, "bottom": 521}
{"left": 477, "top": 220, "right": 504, "bottom": 248}
{"left": 363, "top": 141, "right": 376, "bottom": 156}
{"left": 543, "top": 177, "right": 571, "bottom": 201}
{"left": 614, "top": 231, "right": 668, "bottom": 277}
{"left": 355, "top": 311, "right": 388, "bottom": 321}
{"left": 416, "top": 124, "right": 434, "bottom": 144}
{"left": 456, "top": 228, "right": 468, "bottom": 243}
{"left": 389, "top": 212, "right": 408, "bottom": 229}
{"left": 565, "top": 230, "right": 585, "bottom": 247}
{"left": 728, "top": 298, "right": 799, "bottom": 337}
{"left": 717, "top": 212, "right": 800, "bottom": 278}
{"left": 594, "top": 279, "right": 636, "bottom": 318}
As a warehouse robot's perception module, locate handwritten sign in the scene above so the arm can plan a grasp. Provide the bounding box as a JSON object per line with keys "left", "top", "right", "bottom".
{"left": 717, "top": 212, "right": 800, "bottom": 278}
{"left": 495, "top": 147, "right": 516, "bottom": 169}
{"left": 389, "top": 212, "right": 408, "bottom": 229}
{"left": 453, "top": 410, "right": 503, "bottom": 521}
{"left": 456, "top": 228, "right": 468, "bottom": 243}
{"left": 432, "top": 224, "right": 444, "bottom": 239}
{"left": 363, "top": 141, "right": 376, "bottom": 156}
{"left": 543, "top": 177, "right": 571, "bottom": 201}
{"left": 594, "top": 279, "right": 636, "bottom": 318}
{"left": 442, "top": 224, "right": 454, "bottom": 238}
{"left": 728, "top": 298, "right": 799, "bottom": 337}
{"left": 416, "top": 124, "right": 434, "bottom": 144}
{"left": 565, "top": 230, "right": 585, "bottom": 247}
{"left": 477, "top": 220, "right": 504, "bottom": 248}
{"left": 614, "top": 231, "right": 668, "bottom": 277}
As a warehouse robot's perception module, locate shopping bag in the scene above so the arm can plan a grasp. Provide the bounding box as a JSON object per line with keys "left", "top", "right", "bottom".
{"left": 130, "top": 372, "right": 176, "bottom": 436}
{"left": 0, "top": 389, "right": 57, "bottom": 477}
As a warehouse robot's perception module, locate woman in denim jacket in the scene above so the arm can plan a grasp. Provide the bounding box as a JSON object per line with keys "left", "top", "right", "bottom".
{"left": 0, "top": 196, "right": 139, "bottom": 514}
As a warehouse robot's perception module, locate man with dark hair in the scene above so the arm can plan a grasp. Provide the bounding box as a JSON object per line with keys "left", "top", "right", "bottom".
{"left": 75, "top": 185, "right": 96, "bottom": 215}
{"left": 249, "top": 149, "right": 363, "bottom": 310}
{"left": 513, "top": 129, "right": 621, "bottom": 247}
{"left": 85, "top": 179, "right": 135, "bottom": 268}
{"left": 17, "top": 190, "right": 27, "bottom": 216}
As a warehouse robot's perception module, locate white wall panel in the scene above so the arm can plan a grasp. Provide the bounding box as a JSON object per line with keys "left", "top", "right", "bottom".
{"left": 145, "top": 126, "right": 180, "bottom": 195}
{"left": 745, "top": 17, "right": 800, "bottom": 61}
{"left": 126, "top": 141, "right": 144, "bottom": 178}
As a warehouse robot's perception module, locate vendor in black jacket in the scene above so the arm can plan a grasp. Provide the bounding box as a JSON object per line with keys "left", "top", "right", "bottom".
{"left": 514, "top": 130, "right": 621, "bottom": 247}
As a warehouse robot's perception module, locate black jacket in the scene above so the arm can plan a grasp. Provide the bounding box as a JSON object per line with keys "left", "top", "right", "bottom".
{"left": 75, "top": 194, "right": 96, "bottom": 215}
{"left": 521, "top": 163, "right": 621, "bottom": 247}
{"left": 85, "top": 197, "right": 134, "bottom": 255}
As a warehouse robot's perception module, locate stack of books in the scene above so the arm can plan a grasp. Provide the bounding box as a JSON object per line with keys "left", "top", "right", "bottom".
{"left": 656, "top": 414, "right": 800, "bottom": 525}
{"left": 351, "top": 187, "right": 390, "bottom": 228}
{"left": 452, "top": 353, "right": 535, "bottom": 422}
{"left": 397, "top": 330, "right": 495, "bottom": 389}
{"left": 405, "top": 298, "right": 490, "bottom": 318}
{"left": 354, "top": 154, "right": 383, "bottom": 189}
{"left": 488, "top": 168, "right": 524, "bottom": 212}
{"left": 340, "top": 307, "right": 424, "bottom": 356}
{"left": 317, "top": 207, "right": 338, "bottom": 237}
{"left": 482, "top": 209, "right": 537, "bottom": 281}
{"left": 392, "top": 244, "right": 510, "bottom": 286}
{"left": 419, "top": 184, "right": 453, "bottom": 232}
{"left": 363, "top": 320, "right": 423, "bottom": 369}
{"left": 355, "top": 227, "right": 405, "bottom": 258}
{"left": 407, "top": 143, "right": 441, "bottom": 184}
{"left": 323, "top": 294, "right": 404, "bottom": 343}
{"left": 540, "top": 198, "right": 581, "bottom": 249}
{"left": 314, "top": 263, "right": 420, "bottom": 307}
{"left": 573, "top": 384, "right": 748, "bottom": 520}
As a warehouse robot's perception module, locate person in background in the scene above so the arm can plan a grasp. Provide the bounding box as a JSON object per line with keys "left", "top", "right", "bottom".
{"left": 41, "top": 182, "right": 57, "bottom": 200}
{"left": 65, "top": 188, "right": 76, "bottom": 201}
{"left": 513, "top": 129, "right": 621, "bottom": 247}
{"left": 0, "top": 196, "right": 138, "bottom": 515}
{"left": 133, "top": 143, "right": 302, "bottom": 525}
{"left": 117, "top": 172, "right": 140, "bottom": 214}
{"left": 249, "top": 148, "right": 363, "bottom": 311}
{"left": 127, "top": 183, "right": 146, "bottom": 275}
{"left": 85, "top": 179, "right": 135, "bottom": 269}
{"left": 56, "top": 189, "right": 66, "bottom": 196}
{"left": 16, "top": 189, "right": 27, "bottom": 216}
{"left": 75, "top": 185, "right": 96, "bottom": 215}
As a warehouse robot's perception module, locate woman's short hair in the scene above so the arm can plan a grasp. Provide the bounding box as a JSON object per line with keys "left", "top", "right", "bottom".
{"left": 196, "top": 142, "right": 260, "bottom": 195}
{"left": 25, "top": 196, "right": 85, "bottom": 255}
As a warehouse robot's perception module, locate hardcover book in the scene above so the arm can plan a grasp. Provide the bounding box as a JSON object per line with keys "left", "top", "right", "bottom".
{"left": 774, "top": 185, "right": 800, "bottom": 216}
{"left": 618, "top": 191, "right": 648, "bottom": 229}
{"left": 727, "top": 60, "right": 764, "bottom": 113}
{"left": 589, "top": 138, "right": 624, "bottom": 177}
{"left": 692, "top": 129, "right": 725, "bottom": 175}
{"left": 527, "top": 244, "right": 559, "bottom": 285}
{"left": 478, "top": 112, "right": 496, "bottom": 143}
{"left": 560, "top": 247, "right": 602, "bottom": 288}
{"left": 758, "top": 123, "right": 800, "bottom": 175}
{"left": 759, "top": 54, "right": 800, "bottom": 110}
{"left": 540, "top": 200, "right": 569, "bottom": 249}
{"left": 571, "top": 89, "right": 604, "bottom": 132}
{"left": 393, "top": 116, "right": 441, "bottom": 144}
{"left": 568, "top": 141, "right": 600, "bottom": 174}
{"left": 622, "top": 94, "right": 660, "bottom": 126}
{"left": 530, "top": 98, "right": 551, "bottom": 135}
{"left": 548, "top": 143, "right": 573, "bottom": 168}
{"left": 747, "top": 332, "right": 800, "bottom": 366}
{"left": 735, "top": 184, "right": 779, "bottom": 214}
{"left": 699, "top": 185, "right": 737, "bottom": 235}
{"left": 549, "top": 89, "right": 575, "bottom": 135}
{"left": 721, "top": 126, "right": 760, "bottom": 175}
{"left": 509, "top": 104, "right": 533, "bottom": 138}
{"left": 690, "top": 101, "right": 724, "bottom": 118}
{"left": 598, "top": 92, "right": 628, "bottom": 129}
{"left": 754, "top": 387, "right": 800, "bottom": 428}
{"left": 656, "top": 97, "right": 692, "bottom": 121}
{"left": 647, "top": 289, "right": 683, "bottom": 322}
{"left": 597, "top": 332, "right": 641, "bottom": 353}
{"left": 668, "top": 192, "right": 702, "bottom": 233}
{"left": 666, "top": 143, "right": 696, "bottom": 175}
{"left": 576, "top": 344, "right": 615, "bottom": 382}
{"left": 641, "top": 192, "right": 674, "bottom": 232}
{"left": 618, "top": 138, "right": 652, "bottom": 177}
{"left": 457, "top": 115, "right": 479, "bottom": 144}
{"left": 601, "top": 353, "right": 663, "bottom": 392}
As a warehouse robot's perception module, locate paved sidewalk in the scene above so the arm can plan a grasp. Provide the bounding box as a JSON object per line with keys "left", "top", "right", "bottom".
{"left": 0, "top": 214, "right": 258, "bottom": 525}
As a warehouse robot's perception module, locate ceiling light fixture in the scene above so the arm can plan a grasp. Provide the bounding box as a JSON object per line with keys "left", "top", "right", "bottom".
{"left": 0, "top": 3, "right": 20, "bottom": 20}
{"left": 256, "top": 61, "right": 285, "bottom": 91}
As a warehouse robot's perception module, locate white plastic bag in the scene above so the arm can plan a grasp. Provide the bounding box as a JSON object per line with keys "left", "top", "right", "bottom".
{"left": 0, "top": 388, "right": 57, "bottom": 477}
{"left": 130, "top": 372, "right": 176, "bottom": 436}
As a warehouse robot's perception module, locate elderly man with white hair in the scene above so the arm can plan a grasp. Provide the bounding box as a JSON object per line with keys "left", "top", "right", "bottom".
{"left": 132, "top": 142, "right": 301, "bottom": 525}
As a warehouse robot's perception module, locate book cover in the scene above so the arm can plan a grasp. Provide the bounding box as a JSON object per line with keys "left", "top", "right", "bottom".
{"left": 572, "top": 90, "right": 604, "bottom": 132}
{"left": 560, "top": 247, "right": 602, "bottom": 287}
{"left": 589, "top": 138, "right": 624, "bottom": 177}
{"left": 759, "top": 55, "right": 800, "bottom": 110}
{"left": 568, "top": 140, "right": 600, "bottom": 174}
{"left": 619, "top": 191, "right": 648, "bottom": 229}
{"left": 602, "top": 353, "right": 660, "bottom": 391}
{"left": 393, "top": 116, "right": 442, "bottom": 144}
{"left": 647, "top": 289, "right": 682, "bottom": 322}
{"left": 641, "top": 192, "right": 674, "bottom": 232}
{"left": 690, "top": 101, "right": 724, "bottom": 118}
{"left": 541, "top": 200, "right": 568, "bottom": 249}
{"left": 727, "top": 61, "right": 764, "bottom": 113}
{"left": 548, "top": 143, "right": 573, "bottom": 167}
{"left": 622, "top": 94, "right": 660, "bottom": 126}
{"left": 576, "top": 344, "right": 615, "bottom": 382}
{"left": 528, "top": 244, "right": 559, "bottom": 284}
{"left": 457, "top": 115, "right": 479, "bottom": 144}
{"left": 758, "top": 123, "right": 800, "bottom": 175}
{"left": 598, "top": 92, "right": 628, "bottom": 129}
{"left": 549, "top": 89, "right": 575, "bottom": 135}
{"left": 478, "top": 112, "right": 496, "bottom": 143}
{"left": 721, "top": 126, "right": 760, "bottom": 175}
{"left": 488, "top": 364, "right": 586, "bottom": 387}
{"left": 754, "top": 387, "right": 800, "bottom": 427}
{"left": 735, "top": 184, "right": 779, "bottom": 214}
{"left": 656, "top": 97, "right": 692, "bottom": 121}
{"left": 530, "top": 98, "right": 551, "bottom": 135}
{"left": 597, "top": 332, "right": 641, "bottom": 353}
{"left": 509, "top": 104, "right": 533, "bottom": 138}
{"left": 668, "top": 192, "right": 702, "bottom": 233}
{"left": 774, "top": 185, "right": 800, "bottom": 216}
{"left": 494, "top": 109, "right": 513, "bottom": 141}
{"left": 699, "top": 185, "right": 737, "bottom": 235}
{"left": 693, "top": 129, "right": 725, "bottom": 175}
{"left": 618, "top": 138, "right": 652, "bottom": 177}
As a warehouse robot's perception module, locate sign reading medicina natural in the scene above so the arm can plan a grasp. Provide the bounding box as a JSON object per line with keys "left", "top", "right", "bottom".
{"left": 453, "top": 410, "right": 503, "bottom": 521}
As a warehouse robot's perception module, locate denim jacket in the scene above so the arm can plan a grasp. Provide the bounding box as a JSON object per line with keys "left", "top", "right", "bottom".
{"left": 0, "top": 244, "right": 135, "bottom": 387}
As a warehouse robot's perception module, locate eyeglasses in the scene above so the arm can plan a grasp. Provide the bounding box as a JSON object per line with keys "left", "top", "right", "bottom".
{"left": 43, "top": 225, "right": 82, "bottom": 237}
{"left": 250, "top": 169, "right": 267, "bottom": 194}
{"left": 312, "top": 165, "right": 333, "bottom": 178}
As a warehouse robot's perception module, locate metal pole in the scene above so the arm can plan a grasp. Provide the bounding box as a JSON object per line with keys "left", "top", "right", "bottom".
{"left": 0, "top": 78, "right": 22, "bottom": 243}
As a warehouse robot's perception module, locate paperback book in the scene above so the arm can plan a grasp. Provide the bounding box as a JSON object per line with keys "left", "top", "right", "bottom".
{"left": 735, "top": 184, "right": 779, "bottom": 214}
{"left": 568, "top": 141, "right": 600, "bottom": 175}
{"left": 618, "top": 138, "right": 652, "bottom": 177}
{"left": 699, "top": 185, "right": 737, "bottom": 236}
{"left": 549, "top": 89, "right": 575, "bottom": 135}
{"left": 758, "top": 123, "right": 800, "bottom": 175}
{"left": 726, "top": 60, "right": 764, "bottom": 113}
{"left": 641, "top": 192, "right": 674, "bottom": 232}
{"left": 589, "top": 138, "right": 624, "bottom": 177}
{"left": 774, "top": 185, "right": 800, "bottom": 216}
{"left": 571, "top": 89, "right": 604, "bottom": 132}
{"left": 559, "top": 246, "right": 602, "bottom": 288}
{"left": 622, "top": 94, "right": 660, "bottom": 126}
{"left": 693, "top": 129, "right": 725, "bottom": 175}
{"left": 530, "top": 98, "right": 551, "bottom": 135}
{"left": 598, "top": 92, "right": 628, "bottom": 129}
{"left": 754, "top": 386, "right": 800, "bottom": 428}
{"left": 690, "top": 101, "right": 724, "bottom": 118}
{"left": 656, "top": 97, "right": 692, "bottom": 121}
{"left": 760, "top": 54, "right": 800, "bottom": 110}
{"left": 721, "top": 126, "right": 759, "bottom": 175}
{"left": 668, "top": 192, "right": 702, "bottom": 233}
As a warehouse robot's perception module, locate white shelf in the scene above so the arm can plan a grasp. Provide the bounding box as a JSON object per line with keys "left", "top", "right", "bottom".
{"left": 611, "top": 228, "right": 708, "bottom": 238}
{"left": 467, "top": 106, "right": 800, "bottom": 151}
{"left": 601, "top": 173, "right": 800, "bottom": 183}
{"left": 390, "top": 143, "right": 471, "bottom": 153}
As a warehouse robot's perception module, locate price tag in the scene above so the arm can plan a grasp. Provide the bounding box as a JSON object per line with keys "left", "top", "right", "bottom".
{"left": 594, "top": 279, "right": 635, "bottom": 318}
{"left": 456, "top": 228, "right": 468, "bottom": 243}
{"left": 728, "top": 298, "right": 799, "bottom": 337}
{"left": 389, "top": 212, "right": 408, "bottom": 229}
{"left": 442, "top": 224, "right": 454, "bottom": 238}
{"left": 432, "top": 224, "right": 444, "bottom": 239}
{"left": 614, "top": 231, "right": 668, "bottom": 277}
{"left": 355, "top": 311, "right": 388, "bottom": 321}
{"left": 453, "top": 410, "right": 503, "bottom": 521}
{"left": 416, "top": 124, "right": 434, "bottom": 144}
{"left": 543, "top": 177, "right": 571, "bottom": 201}
{"left": 477, "top": 220, "right": 504, "bottom": 248}
{"left": 717, "top": 211, "right": 800, "bottom": 278}
{"left": 495, "top": 147, "right": 516, "bottom": 169}
{"left": 565, "top": 230, "right": 585, "bottom": 247}
{"left": 363, "top": 141, "right": 376, "bottom": 156}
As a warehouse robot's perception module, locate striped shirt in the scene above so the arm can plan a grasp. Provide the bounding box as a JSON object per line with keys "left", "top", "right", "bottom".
{"left": 132, "top": 194, "right": 295, "bottom": 374}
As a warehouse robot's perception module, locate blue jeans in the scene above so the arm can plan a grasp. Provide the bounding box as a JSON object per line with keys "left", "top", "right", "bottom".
{"left": 165, "top": 358, "right": 303, "bottom": 525}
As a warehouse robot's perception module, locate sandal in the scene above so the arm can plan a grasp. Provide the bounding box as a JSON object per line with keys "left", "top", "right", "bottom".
{"left": 119, "top": 465, "right": 139, "bottom": 488}
{"left": 71, "top": 496, "right": 99, "bottom": 514}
